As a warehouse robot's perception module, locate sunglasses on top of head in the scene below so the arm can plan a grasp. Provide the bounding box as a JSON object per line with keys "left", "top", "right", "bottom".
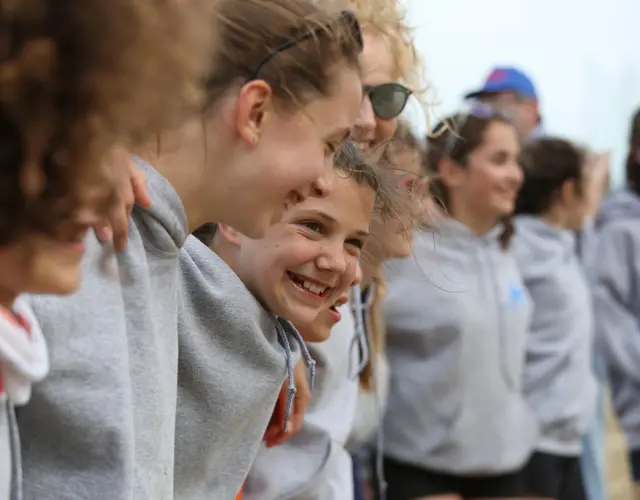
{"left": 363, "top": 82, "right": 412, "bottom": 120}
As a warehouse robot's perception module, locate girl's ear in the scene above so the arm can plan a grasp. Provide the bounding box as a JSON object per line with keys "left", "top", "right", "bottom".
{"left": 438, "top": 157, "right": 464, "bottom": 189}
{"left": 217, "top": 224, "right": 243, "bottom": 246}
{"left": 234, "top": 80, "right": 273, "bottom": 147}
{"left": 559, "top": 178, "right": 579, "bottom": 206}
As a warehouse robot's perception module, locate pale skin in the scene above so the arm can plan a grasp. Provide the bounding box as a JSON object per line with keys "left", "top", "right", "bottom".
{"left": 213, "top": 175, "right": 375, "bottom": 446}
{"left": 439, "top": 121, "right": 523, "bottom": 236}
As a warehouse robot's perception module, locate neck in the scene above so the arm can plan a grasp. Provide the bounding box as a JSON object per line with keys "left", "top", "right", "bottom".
{"left": 138, "top": 118, "right": 228, "bottom": 233}
{"left": 448, "top": 200, "right": 495, "bottom": 236}
{"left": 540, "top": 207, "right": 569, "bottom": 230}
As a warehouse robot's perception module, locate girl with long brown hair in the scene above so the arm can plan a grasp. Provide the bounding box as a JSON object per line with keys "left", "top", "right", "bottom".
{"left": 382, "top": 108, "right": 536, "bottom": 499}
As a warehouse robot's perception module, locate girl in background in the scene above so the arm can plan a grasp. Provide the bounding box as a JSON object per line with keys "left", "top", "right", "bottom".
{"left": 592, "top": 107, "right": 640, "bottom": 497}
{"left": 16, "top": 2, "right": 365, "bottom": 499}
{"left": 383, "top": 109, "right": 536, "bottom": 499}
{"left": 513, "top": 138, "right": 597, "bottom": 500}
{"left": 245, "top": 0, "right": 423, "bottom": 497}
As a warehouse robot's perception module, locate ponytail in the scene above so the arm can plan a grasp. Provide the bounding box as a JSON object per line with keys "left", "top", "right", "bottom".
{"left": 499, "top": 216, "right": 514, "bottom": 249}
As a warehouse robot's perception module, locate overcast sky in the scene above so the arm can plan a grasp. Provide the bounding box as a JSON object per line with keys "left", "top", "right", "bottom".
{"left": 401, "top": 0, "right": 640, "bottom": 186}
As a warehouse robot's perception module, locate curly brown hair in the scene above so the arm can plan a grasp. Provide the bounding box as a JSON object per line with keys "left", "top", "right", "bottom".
{"left": 0, "top": 0, "right": 215, "bottom": 244}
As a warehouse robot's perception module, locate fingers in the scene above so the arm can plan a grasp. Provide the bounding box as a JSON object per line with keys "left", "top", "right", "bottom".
{"left": 93, "top": 149, "right": 150, "bottom": 252}
{"left": 264, "top": 378, "right": 288, "bottom": 447}
{"left": 94, "top": 221, "right": 113, "bottom": 244}
{"left": 131, "top": 165, "right": 151, "bottom": 209}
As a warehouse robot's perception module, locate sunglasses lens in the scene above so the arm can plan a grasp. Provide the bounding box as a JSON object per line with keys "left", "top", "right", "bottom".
{"left": 370, "top": 83, "right": 411, "bottom": 120}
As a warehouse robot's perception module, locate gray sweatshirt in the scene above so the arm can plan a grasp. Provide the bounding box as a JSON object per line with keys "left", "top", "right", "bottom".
{"left": 244, "top": 301, "right": 360, "bottom": 500}
{"left": 17, "top": 161, "right": 187, "bottom": 500}
{"left": 174, "top": 236, "right": 308, "bottom": 499}
{"left": 383, "top": 218, "right": 538, "bottom": 474}
{"left": 591, "top": 188, "right": 640, "bottom": 449}
{"left": 513, "top": 216, "right": 597, "bottom": 456}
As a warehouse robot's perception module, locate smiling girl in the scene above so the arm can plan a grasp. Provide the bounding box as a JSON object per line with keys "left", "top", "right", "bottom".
{"left": 244, "top": 0, "right": 423, "bottom": 497}
{"left": 177, "top": 142, "right": 381, "bottom": 498}
{"left": 382, "top": 109, "right": 536, "bottom": 500}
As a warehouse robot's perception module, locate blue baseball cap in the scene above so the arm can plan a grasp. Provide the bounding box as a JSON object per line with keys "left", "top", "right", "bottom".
{"left": 464, "top": 67, "right": 538, "bottom": 100}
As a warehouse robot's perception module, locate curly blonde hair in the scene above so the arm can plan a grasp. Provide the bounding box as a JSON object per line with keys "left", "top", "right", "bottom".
{"left": 314, "top": 0, "right": 424, "bottom": 95}
{"left": 0, "top": 0, "right": 215, "bottom": 243}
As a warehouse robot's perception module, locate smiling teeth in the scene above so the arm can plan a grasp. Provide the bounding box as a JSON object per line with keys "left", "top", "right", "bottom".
{"left": 302, "top": 280, "right": 326, "bottom": 295}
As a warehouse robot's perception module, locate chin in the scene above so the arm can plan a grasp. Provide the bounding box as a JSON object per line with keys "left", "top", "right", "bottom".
{"left": 31, "top": 268, "right": 82, "bottom": 296}
{"left": 385, "top": 235, "right": 413, "bottom": 260}
{"left": 295, "top": 309, "right": 335, "bottom": 343}
{"left": 494, "top": 199, "right": 516, "bottom": 217}
{"left": 392, "top": 241, "right": 413, "bottom": 259}
{"left": 298, "top": 326, "right": 332, "bottom": 343}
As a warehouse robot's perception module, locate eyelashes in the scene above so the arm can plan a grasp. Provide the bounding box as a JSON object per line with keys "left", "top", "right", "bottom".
{"left": 296, "top": 220, "right": 364, "bottom": 250}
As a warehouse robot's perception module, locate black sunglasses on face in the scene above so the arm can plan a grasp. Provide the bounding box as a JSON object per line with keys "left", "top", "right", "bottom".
{"left": 246, "top": 10, "right": 363, "bottom": 82}
{"left": 363, "top": 82, "right": 412, "bottom": 120}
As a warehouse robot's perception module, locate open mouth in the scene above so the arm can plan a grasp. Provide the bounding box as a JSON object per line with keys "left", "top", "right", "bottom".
{"left": 287, "top": 271, "right": 331, "bottom": 298}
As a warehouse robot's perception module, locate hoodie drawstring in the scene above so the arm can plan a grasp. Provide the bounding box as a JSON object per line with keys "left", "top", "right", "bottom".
{"left": 275, "top": 319, "right": 316, "bottom": 432}
{"left": 359, "top": 283, "right": 387, "bottom": 500}
{"left": 349, "top": 284, "right": 370, "bottom": 379}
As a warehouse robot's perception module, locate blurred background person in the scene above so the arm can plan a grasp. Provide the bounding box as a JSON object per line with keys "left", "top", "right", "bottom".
{"left": 592, "top": 108, "right": 640, "bottom": 500}
{"left": 381, "top": 109, "right": 536, "bottom": 500}
{"left": 464, "top": 66, "right": 543, "bottom": 138}
{"left": 513, "top": 138, "right": 597, "bottom": 500}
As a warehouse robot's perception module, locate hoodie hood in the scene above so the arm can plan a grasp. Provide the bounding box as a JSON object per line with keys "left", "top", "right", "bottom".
{"left": 433, "top": 216, "right": 504, "bottom": 249}
{"left": 133, "top": 157, "right": 188, "bottom": 254}
{"left": 513, "top": 216, "right": 575, "bottom": 281}
{"left": 596, "top": 188, "right": 640, "bottom": 228}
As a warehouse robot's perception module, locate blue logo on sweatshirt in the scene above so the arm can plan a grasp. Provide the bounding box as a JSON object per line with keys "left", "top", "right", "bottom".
{"left": 506, "top": 282, "right": 526, "bottom": 308}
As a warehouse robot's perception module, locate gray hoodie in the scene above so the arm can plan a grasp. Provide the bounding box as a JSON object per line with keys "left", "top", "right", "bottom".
{"left": 173, "top": 235, "right": 309, "bottom": 500}
{"left": 591, "top": 188, "right": 640, "bottom": 449}
{"left": 244, "top": 300, "right": 360, "bottom": 500}
{"left": 17, "top": 161, "right": 187, "bottom": 500}
{"left": 513, "top": 216, "right": 597, "bottom": 456}
{"left": 383, "top": 218, "right": 537, "bottom": 474}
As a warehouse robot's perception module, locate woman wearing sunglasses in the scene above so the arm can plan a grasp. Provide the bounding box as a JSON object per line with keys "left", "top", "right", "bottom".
{"left": 243, "top": 1, "right": 422, "bottom": 499}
